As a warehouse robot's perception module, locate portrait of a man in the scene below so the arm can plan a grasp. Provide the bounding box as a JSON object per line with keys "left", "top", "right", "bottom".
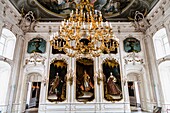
{"left": 27, "top": 38, "right": 46, "bottom": 53}
{"left": 76, "top": 58, "right": 94, "bottom": 102}
{"left": 48, "top": 60, "right": 67, "bottom": 102}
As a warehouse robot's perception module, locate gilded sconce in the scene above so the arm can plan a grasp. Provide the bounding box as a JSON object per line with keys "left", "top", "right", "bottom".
{"left": 96, "top": 71, "right": 103, "bottom": 85}
{"left": 68, "top": 75, "right": 73, "bottom": 85}
{"left": 68, "top": 70, "right": 73, "bottom": 85}
{"left": 97, "top": 76, "right": 102, "bottom": 85}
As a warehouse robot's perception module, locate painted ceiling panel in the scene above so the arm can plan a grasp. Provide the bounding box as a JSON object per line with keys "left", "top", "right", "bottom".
{"left": 9, "top": 0, "right": 159, "bottom": 22}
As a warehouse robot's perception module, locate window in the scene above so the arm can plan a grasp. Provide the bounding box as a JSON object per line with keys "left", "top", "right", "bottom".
{"left": 153, "top": 28, "right": 170, "bottom": 59}
{"left": 158, "top": 61, "right": 170, "bottom": 103}
{"left": 0, "top": 28, "right": 16, "bottom": 60}
{"left": 0, "top": 61, "right": 11, "bottom": 105}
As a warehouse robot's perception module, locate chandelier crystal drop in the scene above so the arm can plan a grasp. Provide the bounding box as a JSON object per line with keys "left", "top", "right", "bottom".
{"left": 50, "top": 0, "right": 119, "bottom": 57}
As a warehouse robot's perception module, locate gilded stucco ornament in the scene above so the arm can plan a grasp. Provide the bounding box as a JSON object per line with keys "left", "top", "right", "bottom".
{"left": 124, "top": 52, "right": 143, "bottom": 65}
{"left": 25, "top": 52, "right": 46, "bottom": 66}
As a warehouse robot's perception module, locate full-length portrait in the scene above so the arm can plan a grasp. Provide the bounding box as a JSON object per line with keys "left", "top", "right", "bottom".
{"left": 102, "top": 59, "right": 122, "bottom": 101}
{"left": 47, "top": 60, "right": 67, "bottom": 102}
{"left": 76, "top": 58, "right": 94, "bottom": 102}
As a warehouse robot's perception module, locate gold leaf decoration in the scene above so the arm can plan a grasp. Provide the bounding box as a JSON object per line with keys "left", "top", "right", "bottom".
{"left": 54, "top": 61, "right": 67, "bottom": 68}
{"left": 77, "top": 58, "right": 93, "bottom": 65}
{"left": 104, "top": 59, "right": 119, "bottom": 68}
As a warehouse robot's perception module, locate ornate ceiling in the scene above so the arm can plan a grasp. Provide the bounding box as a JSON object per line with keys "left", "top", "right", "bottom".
{"left": 10, "top": 0, "right": 159, "bottom": 22}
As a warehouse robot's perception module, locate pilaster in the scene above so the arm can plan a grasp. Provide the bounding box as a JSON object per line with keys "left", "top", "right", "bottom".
{"left": 143, "top": 34, "right": 162, "bottom": 107}
{"left": 164, "top": 20, "right": 170, "bottom": 45}
{"left": 0, "top": 21, "right": 4, "bottom": 35}
{"left": 7, "top": 35, "right": 24, "bottom": 113}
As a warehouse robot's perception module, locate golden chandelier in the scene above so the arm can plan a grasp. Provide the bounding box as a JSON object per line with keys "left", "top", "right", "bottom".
{"left": 50, "top": 0, "right": 119, "bottom": 57}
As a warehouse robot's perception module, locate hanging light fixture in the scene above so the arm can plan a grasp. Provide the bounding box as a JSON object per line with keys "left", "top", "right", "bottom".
{"left": 50, "top": 0, "right": 119, "bottom": 57}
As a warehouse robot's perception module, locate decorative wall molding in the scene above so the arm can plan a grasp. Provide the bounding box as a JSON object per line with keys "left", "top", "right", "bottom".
{"left": 0, "top": 0, "right": 23, "bottom": 35}
{"left": 147, "top": 0, "right": 167, "bottom": 22}
{"left": 34, "top": 22, "right": 136, "bottom": 33}
{"left": 0, "top": 56, "right": 13, "bottom": 66}
{"left": 50, "top": 55, "right": 69, "bottom": 64}
{"left": 123, "top": 52, "right": 144, "bottom": 65}
{"left": 27, "top": 72, "right": 42, "bottom": 82}
{"left": 157, "top": 55, "right": 170, "bottom": 65}
{"left": 125, "top": 64, "right": 145, "bottom": 76}
{"left": 146, "top": 0, "right": 170, "bottom": 36}
{"left": 25, "top": 52, "right": 46, "bottom": 66}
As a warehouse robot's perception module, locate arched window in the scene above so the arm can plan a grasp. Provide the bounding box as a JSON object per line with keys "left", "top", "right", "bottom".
{"left": 0, "top": 28, "right": 16, "bottom": 60}
{"left": 153, "top": 28, "right": 170, "bottom": 59}
{"left": 158, "top": 61, "right": 170, "bottom": 103}
{"left": 0, "top": 61, "right": 11, "bottom": 106}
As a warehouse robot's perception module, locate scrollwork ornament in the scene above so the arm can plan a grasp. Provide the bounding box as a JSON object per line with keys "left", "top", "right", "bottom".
{"left": 17, "top": 11, "right": 37, "bottom": 32}
{"left": 25, "top": 52, "right": 46, "bottom": 66}
{"left": 129, "top": 11, "right": 150, "bottom": 33}
{"left": 124, "top": 52, "right": 144, "bottom": 65}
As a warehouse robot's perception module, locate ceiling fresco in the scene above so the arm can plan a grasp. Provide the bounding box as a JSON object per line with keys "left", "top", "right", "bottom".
{"left": 9, "top": 0, "right": 159, "bottom": 22}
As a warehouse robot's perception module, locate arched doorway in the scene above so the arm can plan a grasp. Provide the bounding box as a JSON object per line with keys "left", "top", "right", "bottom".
{"left": 25, "top": 73, "right": 42, "bottom": 112}
{"left": 127, "top": 73, "right": 142, "bottom": 111}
